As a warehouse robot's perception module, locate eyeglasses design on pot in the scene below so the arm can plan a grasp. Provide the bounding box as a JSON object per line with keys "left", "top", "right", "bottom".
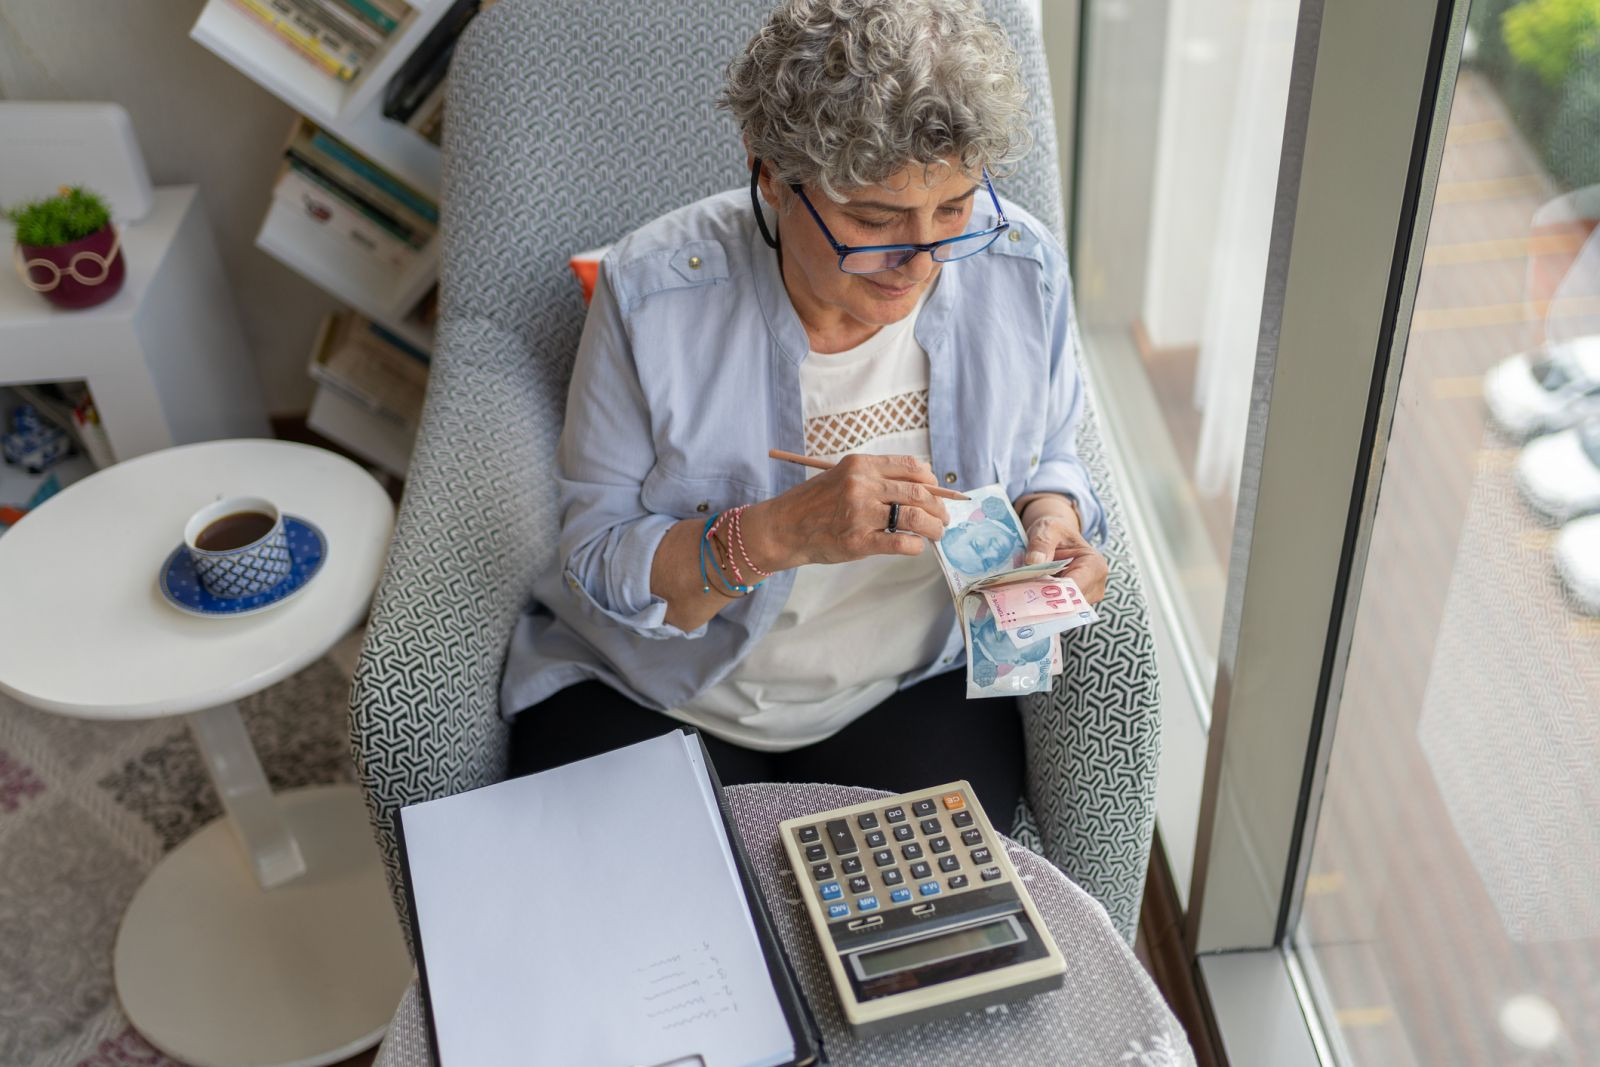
{"left": 12, "top": 230, "right": 122, "bottom": 293}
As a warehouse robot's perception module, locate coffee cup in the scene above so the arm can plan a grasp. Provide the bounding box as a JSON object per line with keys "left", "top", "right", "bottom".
{"left": 183, "top": 496, "right": 293, "bottom": 598}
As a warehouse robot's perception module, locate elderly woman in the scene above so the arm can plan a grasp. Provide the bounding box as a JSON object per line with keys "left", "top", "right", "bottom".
{"left": 500, "top": 0, "right": 1107, "bottom": 830}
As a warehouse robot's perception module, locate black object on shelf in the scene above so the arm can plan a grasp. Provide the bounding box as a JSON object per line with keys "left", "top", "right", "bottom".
{"left": 382, "top": 0, "right": 480, "bottom": 122}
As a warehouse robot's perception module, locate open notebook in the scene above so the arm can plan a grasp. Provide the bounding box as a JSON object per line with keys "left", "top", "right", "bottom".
{"left": 395, "top": 730, "right": 821, "bottom": 1067}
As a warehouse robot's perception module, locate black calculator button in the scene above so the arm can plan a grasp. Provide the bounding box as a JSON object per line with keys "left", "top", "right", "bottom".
{"left": 812, "top": 863, "right": 834, "bottom": 881}
{"left": 841, "top": 856, "right": 863, "bottom": 874}
{"left": 901, "top": 842, "right": 923, "bottom": 860}
{"left": 909, "top": 861, "right": 932, "bottom": 880}
{"left": 912, "top": 799, "right": 937, "bottom": 817}
{"left": 798, "top": 826, "right": 820, "bottom": 843}
{"left": 938, "top": 855, "right": 959, "bottom": 873}
{"left": 805, "top": 844, "right": 826, "bottom": 862}
{"left": 928, "top": 836, "right": 951, "bottom": 854}
{"left": 881, "top": 868, "right": 904, "bottom": 886}
{"left": 948, "top": 874, "right": 969, "bottom": 889}
{"left": 960, "top": 828, "right": 983, "bottom": 846}
{"left": 893, "top": 824, "right": 914, "bottom": 842}
{"left": 864, "top": 830, "right": 886, "bottom": 848}
{"left": 884, "top": 806, "right": 906, "bottom": 823}
{"left": 848, "top": 876, "right": 871, "bottom": 895}
{"left": 857, "top": 812, "right": 879, "bottom": 830}
{"left": 919, "top": 817, "right": 942, "bottom": 836}
{"left": 952, "top": 810, "right": 974, "bottom": 828}
{"left": 970, "top": 847, "right": 993, "bottom": 865}
{"left": 981, "top": 866, "right": 1003, "bottom": 882}
{"left": 825, "top": 819, "right": 858, "bottom": 855}
{"left": 873, "top": 849, "right": 894, "bottom": 867}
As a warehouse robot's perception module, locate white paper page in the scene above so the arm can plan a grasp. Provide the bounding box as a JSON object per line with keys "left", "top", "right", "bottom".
{"left": 401, "top": 732, "right": 795, "bottom": 1067}
{"left": 681, "top": 734, "right": 761, "bottom": 945}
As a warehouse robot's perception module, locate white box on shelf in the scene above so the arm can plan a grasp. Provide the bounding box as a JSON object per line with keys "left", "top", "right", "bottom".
{"left": 0, "top": 102, "right": 154, "bottom": 224}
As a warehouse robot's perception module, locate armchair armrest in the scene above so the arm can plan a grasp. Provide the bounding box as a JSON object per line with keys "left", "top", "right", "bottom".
{"left": 1018, "top": 395, "right": 1162, "bottom": 946}
{"left": 348, "top": 314, "right": 562, "bottom": 954}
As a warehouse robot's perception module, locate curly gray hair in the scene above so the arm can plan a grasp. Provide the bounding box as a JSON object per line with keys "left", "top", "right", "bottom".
{"left": 719, "top": 0, "right": 1032, "bottom": 202}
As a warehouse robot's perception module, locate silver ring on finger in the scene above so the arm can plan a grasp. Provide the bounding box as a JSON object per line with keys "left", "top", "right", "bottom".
{"left": 885, "top": 501, "right": 901, "bottom": 534}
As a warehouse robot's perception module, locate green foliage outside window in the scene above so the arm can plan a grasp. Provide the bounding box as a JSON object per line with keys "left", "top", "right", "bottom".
{"left": 1463, "top": 0, "right": 1600, "bottom": 191}
{"left": 1502, "top": 0, "right": 1600, "bottom": 86}
{"left": 1546, "top": 44, "right": 1600, "bottom": 189}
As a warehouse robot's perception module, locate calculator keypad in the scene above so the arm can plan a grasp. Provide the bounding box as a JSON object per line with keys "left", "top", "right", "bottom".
{"left": 790, "top": 788, "right": 1003, "bottom": 922}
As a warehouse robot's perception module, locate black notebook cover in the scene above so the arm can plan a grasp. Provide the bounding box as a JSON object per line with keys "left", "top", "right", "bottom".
{"left": 394, "top": 728, "right": 824, "bottom": 1067}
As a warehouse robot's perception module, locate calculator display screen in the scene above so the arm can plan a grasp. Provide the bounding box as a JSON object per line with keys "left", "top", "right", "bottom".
{"left": 853, "top": 917, "right": 1025, "bottom": 980}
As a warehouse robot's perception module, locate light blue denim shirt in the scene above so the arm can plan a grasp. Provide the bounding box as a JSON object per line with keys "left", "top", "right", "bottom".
{"left": 500, "top": 187, "right": 1105, "bottom": 717}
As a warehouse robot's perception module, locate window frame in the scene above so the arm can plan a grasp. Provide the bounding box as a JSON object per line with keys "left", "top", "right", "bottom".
{"left": 1050, "top": 0, "right": 1473, "bottom": 1057}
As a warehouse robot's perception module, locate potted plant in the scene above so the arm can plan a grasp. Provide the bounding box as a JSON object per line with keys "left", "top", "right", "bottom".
{"left": 6, "top": 185, "right": 125, "bottom": 310}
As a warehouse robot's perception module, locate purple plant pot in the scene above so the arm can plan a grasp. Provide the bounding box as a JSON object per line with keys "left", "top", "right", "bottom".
{"left": 16, "top": 224, "right": 125, "bottom": 310}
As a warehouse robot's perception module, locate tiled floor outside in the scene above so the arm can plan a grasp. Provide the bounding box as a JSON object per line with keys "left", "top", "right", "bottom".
{"left": 1135, "top": 69, "right": 1600, "bottom": 1064}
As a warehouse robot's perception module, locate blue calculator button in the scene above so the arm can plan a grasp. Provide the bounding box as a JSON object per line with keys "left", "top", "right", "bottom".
{"left": 819, "top": 882, "right": 842, "bottom": 900}
{"left": 827, "top": 902, "right": 850, "bottom": 919}
{"left": 890, "top": 887, "right": 912, "bottom": 904}
{"left": 857, "top": 895, "right": 879, "bottom": 911}
{"left": 918, "top": 881, "right": 942, "bottom": 897}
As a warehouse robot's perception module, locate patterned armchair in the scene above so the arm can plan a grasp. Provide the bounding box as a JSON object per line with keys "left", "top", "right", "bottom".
{"left": 348, "top": 0, "right": 1161, "bottom": 952}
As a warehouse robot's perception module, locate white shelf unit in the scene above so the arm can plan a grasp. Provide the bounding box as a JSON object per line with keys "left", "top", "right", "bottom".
{"left": 255, "top": 192, "right": 437, "bottom": 352}
{"left": 192, "top": 0, "right": 454, "bottom": 473}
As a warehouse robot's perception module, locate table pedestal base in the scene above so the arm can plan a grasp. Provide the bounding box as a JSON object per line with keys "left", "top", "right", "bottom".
{"left": 114, "top": 785, "right": 414, "bottom": 1067}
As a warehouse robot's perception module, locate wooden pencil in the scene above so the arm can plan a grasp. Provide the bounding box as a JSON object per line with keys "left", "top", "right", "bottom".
{"left": 767, "top": 449, "right": 971, "bottom": 500}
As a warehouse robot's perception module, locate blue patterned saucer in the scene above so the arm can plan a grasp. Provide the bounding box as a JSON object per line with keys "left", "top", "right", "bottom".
{"left": 159, "top": 516, "right": 326, "bottom": 618}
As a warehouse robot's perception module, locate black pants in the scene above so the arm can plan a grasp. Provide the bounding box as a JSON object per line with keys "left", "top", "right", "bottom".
{"left": 509, "top": 669, "right": 1025, "bottom": 834}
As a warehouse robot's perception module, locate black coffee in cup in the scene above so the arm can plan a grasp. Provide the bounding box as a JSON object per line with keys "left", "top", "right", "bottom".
{"left": 195, "top": 511, "right": 276, "bottom": 552}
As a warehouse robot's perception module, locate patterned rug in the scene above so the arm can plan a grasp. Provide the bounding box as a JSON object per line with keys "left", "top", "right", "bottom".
{"left": 0, "top": 651, "right": 360, "bottom": 1067}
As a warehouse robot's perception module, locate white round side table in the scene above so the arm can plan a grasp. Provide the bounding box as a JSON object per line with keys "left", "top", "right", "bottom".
{"left": 0, "top": 439, "right": 413, "bottom": 1067}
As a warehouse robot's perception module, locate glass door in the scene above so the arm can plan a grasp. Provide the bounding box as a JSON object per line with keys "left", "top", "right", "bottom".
{"left": 1292, "top": 1, "right": 1600, "bottom": 1060}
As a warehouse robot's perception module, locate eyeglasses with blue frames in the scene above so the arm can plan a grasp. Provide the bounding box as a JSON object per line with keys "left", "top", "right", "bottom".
{"left": 750, "top": 158, "right": 1010, "bottom": 275}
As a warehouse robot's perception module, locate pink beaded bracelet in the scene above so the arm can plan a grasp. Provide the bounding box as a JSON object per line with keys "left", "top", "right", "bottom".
{"left": 727, "top": 505, "right": 771, "bottom": 580}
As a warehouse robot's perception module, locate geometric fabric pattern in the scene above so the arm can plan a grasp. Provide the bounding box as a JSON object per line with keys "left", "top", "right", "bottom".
{"left": 190, "top": 527, "right": 291, "bottom": 598}
{"left": 347, "top": 0, "right": 1161, "bottom": 964}
{"left": 371, "top": 784, "right": 1196, "bottom": 1067}
{"left": 805, "top": 387, "right": 930, "bottom": 457}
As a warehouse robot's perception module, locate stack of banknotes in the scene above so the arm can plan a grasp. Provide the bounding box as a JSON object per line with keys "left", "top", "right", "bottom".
{"left": 932, "top": 485, "right": 1101, "bottom": 698}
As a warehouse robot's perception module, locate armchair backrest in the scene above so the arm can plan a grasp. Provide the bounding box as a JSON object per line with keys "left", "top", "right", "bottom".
{"left": 350, "top": 0, "right": 1161, "bottom": 955}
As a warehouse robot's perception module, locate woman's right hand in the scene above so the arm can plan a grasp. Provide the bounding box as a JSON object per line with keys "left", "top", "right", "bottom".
{"left": 744, "top": 454, "right": 951, "bottom": 570}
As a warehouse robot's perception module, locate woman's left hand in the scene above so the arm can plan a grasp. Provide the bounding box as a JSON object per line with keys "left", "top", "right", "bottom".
{"left": 1022, "top": 512, "right": 1108, "bottom": 605}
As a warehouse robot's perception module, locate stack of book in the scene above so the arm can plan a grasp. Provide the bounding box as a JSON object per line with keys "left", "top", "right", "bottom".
{"left": 272, "top": 116, "right": 439, "bottom": 271}
{"left": 310, "top": 310, "right": 430, "bottom": 429}
{"left": 382, "top": 0, "right": 483, "bottom": 143}
{"left": 225, "top": 0, "right": 412, "bottom": 82}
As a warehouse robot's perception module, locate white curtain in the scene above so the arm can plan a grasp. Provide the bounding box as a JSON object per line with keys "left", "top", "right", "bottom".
{"left": 1192, "top": 0, "right": 1300, "bottom": 501}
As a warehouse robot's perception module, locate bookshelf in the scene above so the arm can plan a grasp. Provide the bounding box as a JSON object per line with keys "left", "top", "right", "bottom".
{"left": 190, "top": 0, "right": 448, "bottom": 194}
{"left": 190, "top": 0, "right": 469, "bottom": 475}
{"left": 255, "top": 193, "right": 436, "bottom": 350}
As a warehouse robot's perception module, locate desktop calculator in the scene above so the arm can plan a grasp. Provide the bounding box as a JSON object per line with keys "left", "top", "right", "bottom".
{"left": 778, "top": 782, "right": 1065, "bottom": 1036}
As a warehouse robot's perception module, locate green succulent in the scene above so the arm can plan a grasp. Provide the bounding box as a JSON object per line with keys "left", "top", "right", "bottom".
{"left": 5, "top": 186, "right": 113, "bottom": 248}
